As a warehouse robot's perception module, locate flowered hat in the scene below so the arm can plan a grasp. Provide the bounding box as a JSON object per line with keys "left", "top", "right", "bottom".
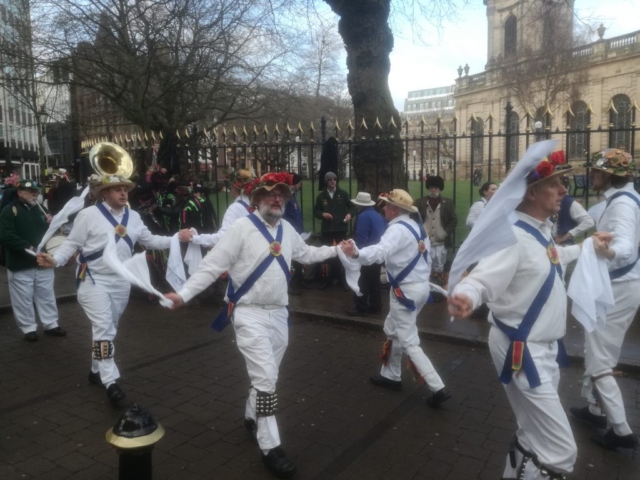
{"left": 378, "top": 189, "right": 418, "bottom": 213}
{"left": 226, "top": 168, "right": 254, "bottom": 191}
{"left": 587, "top": 148, "right": 636, "bottom": 177}
{"left": 18, "top": 179, "right": 42, "bottom": 191}
{"left": 93, "top": 175, "right": 135, "bottom": 195}
{"left": 3, "top": 172, "right": 20, "bottom": 188}
{"left": 526, "top": 150, "right": 571, "bottom": 185}
{"left": 249, "top": 172, "right": 293, "bottom": 201}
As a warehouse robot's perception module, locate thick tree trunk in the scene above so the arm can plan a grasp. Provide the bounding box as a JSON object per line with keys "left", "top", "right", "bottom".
{"left": 326, "top": 0, "right": 406, "bottom": 195}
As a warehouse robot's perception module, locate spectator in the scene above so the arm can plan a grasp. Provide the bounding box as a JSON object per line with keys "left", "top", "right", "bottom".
{"left": 51, "top": 169, "right": 75, "bottom": 215}
{"left": 466, "top": 182, "right": 498, "bottom": 229}
{"left": 284, "top": 173, "right": 306, "bottom": 295}
{"left": 552, "top": 176, "right": 594, "bottom": 245}
{"left": 314, "top": 172, "right": 355, "bottom": 289}
{"left": 414, "top": 175, "right": 457, "bottom": 294}
{"left": 347, "top": 192, "right": 387, "bottom": 316}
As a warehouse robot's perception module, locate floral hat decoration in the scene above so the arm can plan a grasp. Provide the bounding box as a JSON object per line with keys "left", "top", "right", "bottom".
{"left": 526, "top": 150, "right": 571, "bottom": 185}
{"left": 248, "top": 172, "right": 293, "bottom": 201}
{"left": 226, "top": 168, "right": 254, "bottom": 192}
{"left": 3, "top": 172, "right": 21, "bottom": 188}
{"left": 587, "top": 148, "right": 636, "bottom": 177}
{"left": 378, "top": 189, "right": 418, "bottom": 213}
{"left": 93, "top": 174, "right": 135, "bottom": 195}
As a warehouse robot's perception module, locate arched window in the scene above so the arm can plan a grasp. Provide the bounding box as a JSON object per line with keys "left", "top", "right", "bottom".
{"left": 504, "top": 15, "right": 517, "bottom": 58}
{"left": 568, "top": 101, "right": 589, "bottom": 159}
{"left": 471, "top": 118, "right": 484, "bottom": 164}
{"left": 507, "top": 111, "right": 520, "bottom": 165}
{"left": 609, "top": 94, "right": 632, "bottom": 152}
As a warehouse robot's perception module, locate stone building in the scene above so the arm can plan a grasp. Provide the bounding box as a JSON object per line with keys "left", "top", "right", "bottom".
{"left": 454, "top": 0, "right": 639, "bottom": 178}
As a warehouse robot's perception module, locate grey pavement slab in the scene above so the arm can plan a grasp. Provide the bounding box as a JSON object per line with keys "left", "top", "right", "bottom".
{"left": 0, "top": 298, "right": 639, "bottom": 479}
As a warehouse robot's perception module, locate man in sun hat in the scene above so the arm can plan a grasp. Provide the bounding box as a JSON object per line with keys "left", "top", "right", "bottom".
{"left": 0, "top": 179, "right": 64, "bottom": 342}
{"left": 341, "top": 188, "right": 452, "bottom": 408}
{"left": 347, "top": 192, "right": 387, "bottom": 316}
{"left": 570, "top": 148, "right": 640, "bottom": 450}
{"left": 165, "top": 172, "right": 348, "bottom": 478}
{"left": 37, "top": 173, "right": 191, "bottom": 405}
{"left": 448, "top": 145, "right": 613, "bottom": 479}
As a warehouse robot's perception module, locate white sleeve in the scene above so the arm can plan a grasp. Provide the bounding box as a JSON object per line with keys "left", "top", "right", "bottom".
{"left": 137, "top": 224, "right": 173, "bottom": 250}
{"left": 568, "top": 201, "right": 595, "bottom": 238}
{"left": 606, "top": 200, "right": 638, "bottom": 268}
{"left": 192, "top": 203, "right": 243, "bottom": 247}
{"left": 466, "top": 201, "right": 483, "bottom": 229}
{"left": 52, "top": 210, "right": 88, "bottom": 266}
{"left": 355, "top": 225, "right": 400, "bottom": 266}
{"left": 290, "top": 227, "right": 338, "bottom": 264}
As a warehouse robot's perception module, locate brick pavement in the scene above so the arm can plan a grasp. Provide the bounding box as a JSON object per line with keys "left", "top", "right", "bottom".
{"left": 0, "top": 298, "right": 639, "bottom": 480}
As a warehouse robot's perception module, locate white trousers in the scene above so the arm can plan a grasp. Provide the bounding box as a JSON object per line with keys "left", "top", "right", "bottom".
{"left": 233, "top": 305, "right": 288, "bottom": 452}
{"left": 77, "top": 273, "right": 131, "bottom": 386}
{"left": 8, "top": 268, "right": 59, "bottom": 334}
{"left": 429, "top": 244, "right": 447, "bottom": 273}
{"left": 380, "top": 282, "right": 445, "bottom": 392}
{"left": 582, "top": 279, "right": 640, "bottom": 436}
{"left": 489, "top": 328, "right": 576, "bottom": 478}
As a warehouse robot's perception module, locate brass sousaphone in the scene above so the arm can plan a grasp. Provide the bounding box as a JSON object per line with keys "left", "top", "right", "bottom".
{"left": 44, "top": 142, "right": 134, "bottom": 255}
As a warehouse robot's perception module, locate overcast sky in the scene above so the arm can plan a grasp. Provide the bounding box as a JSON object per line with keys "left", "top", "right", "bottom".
{"left": 387, "top": 0, "right": 639, "bottom": 111}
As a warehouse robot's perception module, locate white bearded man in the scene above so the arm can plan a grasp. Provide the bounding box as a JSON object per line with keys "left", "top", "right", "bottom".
{"left": 448, "top": 148, "right": 612, "bottom": 480}
{"left": 570, "top": 149, "right": 640, "bottom": 450}
{"left": 37, "top": 174, "right": 191, "bottom": 405}
{"left": 340, "top": 189, "right": 451, "bottom": 407}
{"left": 165, "top": 172, "right": 345, "bottom": 478}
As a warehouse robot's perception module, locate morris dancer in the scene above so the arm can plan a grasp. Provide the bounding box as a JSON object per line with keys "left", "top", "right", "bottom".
{"left": 570, "top": 149, "right": 640, "bottom": 450}
{"left": 341, "top": 189, "right": 451, "bottom": 407}
{"left": 165, "top": 172, "right": 343, "bottom": 478}
{"left": 37, "top": 175, "right": 191, "bottom": 404}
{"left": 448, "top": 150, "right": 611, "bottom": 479}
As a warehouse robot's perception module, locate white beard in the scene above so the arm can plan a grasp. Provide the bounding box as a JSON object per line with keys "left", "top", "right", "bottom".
{"left": 258, "top": 203, "right": 284, "bottom": 224}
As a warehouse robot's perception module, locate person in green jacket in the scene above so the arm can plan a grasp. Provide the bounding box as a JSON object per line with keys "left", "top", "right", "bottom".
{"left": 0, "top": 179, "right": 66, "bottom": 342}
{"left": 314, "top": 172, "right": 355, "bottom": 289}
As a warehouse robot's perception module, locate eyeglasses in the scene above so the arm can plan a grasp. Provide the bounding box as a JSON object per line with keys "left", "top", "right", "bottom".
{"left": 264, "top": 192, "right": 285, "bottom": 199}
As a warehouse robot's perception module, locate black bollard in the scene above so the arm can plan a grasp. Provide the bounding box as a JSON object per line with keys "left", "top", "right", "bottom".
{"left": 106, "top": 404, "right": 165, "bottom": 480}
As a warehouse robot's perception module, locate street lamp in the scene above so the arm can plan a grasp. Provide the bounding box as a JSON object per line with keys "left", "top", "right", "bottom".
{"left": 534, "top": 120, "right": 543, "bottom": 142}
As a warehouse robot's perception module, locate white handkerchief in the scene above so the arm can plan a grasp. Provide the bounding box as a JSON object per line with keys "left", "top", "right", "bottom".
{"left": 166, "top": 233, "right": 185, "bottom": 292}
{"left": 567, "top": 237, "right": 614, "bottom": 332}
{"left": 102, "top": 235, "right": 174, "bottom": 308}
{"left": 337, "top": 248, "right": 362, "bottom": 296}
{"left": 37, "top": 186, "right": 90, "bottom": 252}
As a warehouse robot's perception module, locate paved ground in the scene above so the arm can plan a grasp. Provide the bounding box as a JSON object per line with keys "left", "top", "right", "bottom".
{"left": 1, "top": 297, "right": 639, "bottom": 480}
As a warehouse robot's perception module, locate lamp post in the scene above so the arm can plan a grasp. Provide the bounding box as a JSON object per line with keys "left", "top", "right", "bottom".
{"left": 534, "top": 120, "right": 543, "bottom": 142}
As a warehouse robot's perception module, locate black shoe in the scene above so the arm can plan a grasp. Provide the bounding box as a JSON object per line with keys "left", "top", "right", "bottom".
{"left": 106, "top": 384, "right": 126, "bottom": 405}
{"left": 300, "top": 281, "right": 313, "bottom": 290}
{"left": 370, "top": 374, "right": 402, "bottom": 391}
{"left": 24, "top": 331, "right": 38, "bottom": 342}
{"left": 289, "top": 285, "right": 302, "bottom": 296}
{"left": 570, "top": 406, "right": 607, "bottom": 429}
{"left": 244, "top": 418, "right": 257, "bottom": 444}
{"left": 88, "top": 370, "right": 103, "bottom": 388}
{"left": 346, "top": 310, "right": 367, "bottom": 317}
{"left": 426, "top": 388, "right": 452, "bottom": 408}
{"left": 261, "top": 446, "right": 297, "bottom": 478}
{"left": 591, "top": 428, "right": 638, "bottom": 450}
{"left": 43, "top": 326, "right": 67, "bottom": 337}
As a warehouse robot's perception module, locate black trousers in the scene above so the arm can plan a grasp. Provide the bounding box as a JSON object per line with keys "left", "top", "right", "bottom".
{"left": 354, "top": 264, "right": 382, "bottom": 313}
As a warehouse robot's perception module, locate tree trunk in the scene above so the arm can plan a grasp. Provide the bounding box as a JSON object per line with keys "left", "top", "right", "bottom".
{"left": 326, "top": 0, "right": 406, "bottom": 194}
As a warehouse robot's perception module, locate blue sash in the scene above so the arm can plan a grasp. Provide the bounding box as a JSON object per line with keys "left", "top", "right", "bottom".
{"left": 75, "top": 249, "right": 104, "bottom": 289}
{"left": 385, "top": 221, "right": 429, "bottom": 311}
{"left": 605, "top": 191, "right": 640, "bottom": 280}
{"left": 96, "top": 203, "right": 134, "bottom": 252}
{"left": 211, "top": 214, "right": 291, "bottom": 332}
{"left": 492, "top": 220, "right": 567, "bottom": 389}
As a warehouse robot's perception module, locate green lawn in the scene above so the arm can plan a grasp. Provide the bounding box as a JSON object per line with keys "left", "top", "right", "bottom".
{"left": 209, "top": 179, "right": 478, "bottom": 247}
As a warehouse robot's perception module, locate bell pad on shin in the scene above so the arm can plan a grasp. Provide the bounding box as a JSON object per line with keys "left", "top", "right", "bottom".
{"left": 255, "top": 390, "right": 278, "bottom": 416}
{"left": 93, "top": 340, "right": 114, "bottom": 360}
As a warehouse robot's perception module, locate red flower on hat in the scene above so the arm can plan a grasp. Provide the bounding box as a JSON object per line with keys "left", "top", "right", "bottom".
{"left": 536, "top": 161, "right": 554, "bottom": 177}
{"left": 549, "top": 151, "right": 566, "bottom": 166}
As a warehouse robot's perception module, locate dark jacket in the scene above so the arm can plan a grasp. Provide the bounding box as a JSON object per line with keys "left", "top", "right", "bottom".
{"left": 0, "top": 199, "right": 49, "bottom": 271}
{"left": 354, "top": 207, "right": 387, "bottom": 248}
{"left": 180, "top": 196, "right": 203, "bottom": 231}
{"left": 314, "top": 187, "right": 355, "bottom": 234}
{"left": 284, "top": 191, "right": 304, "bottom": 234}
{"left": 414, "top": 196, "right": 458, "bottom": 248}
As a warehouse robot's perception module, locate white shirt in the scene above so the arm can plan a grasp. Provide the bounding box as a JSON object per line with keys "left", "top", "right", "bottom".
{"left": 354, "top": 214, "right": 431, "bottom": 284}
{"left": 192, "top": 194, "right": 251, "bottom": 247}
{"left": 598, "top": 183, "right": 640, "bottom": 282}
{"left": 178, "top": 211, "right": 338, "bottom": 305}
{"left": 550, "top": 200, "right": 595, "bottom": 238}
{"left": 53, "top": 203, "right": 173, "bottom": 274}
{"left": 466, "top": 198, "right": 487, "bottom": 229}
{"left": 454, "top": 212, "right": 581, "bottom": 342}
